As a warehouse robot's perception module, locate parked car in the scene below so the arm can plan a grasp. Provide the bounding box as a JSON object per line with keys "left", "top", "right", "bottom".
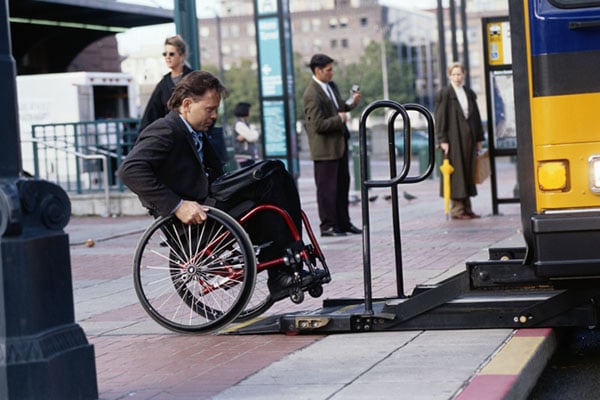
{"left": 394, "top": 129, "right": 431, "bottom": 156}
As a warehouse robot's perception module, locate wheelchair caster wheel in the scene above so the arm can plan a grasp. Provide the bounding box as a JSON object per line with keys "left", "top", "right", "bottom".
{"left": 290, "top": 289, "right": 304, "bottom": 304}
{"left": 308, "top": 285, "right": 323, "bottom": 298}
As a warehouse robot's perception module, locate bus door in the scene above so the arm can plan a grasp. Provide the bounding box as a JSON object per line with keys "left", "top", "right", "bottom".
{"left": 510, "top": 0, "right": 600, "bottom": 278}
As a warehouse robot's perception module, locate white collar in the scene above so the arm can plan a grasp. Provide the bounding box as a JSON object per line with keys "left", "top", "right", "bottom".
{"left": 313, "top": 75, "right": 330, "bottom": 92}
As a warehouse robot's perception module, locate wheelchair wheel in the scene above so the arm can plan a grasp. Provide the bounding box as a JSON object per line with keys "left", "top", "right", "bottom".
{"left": 133, "top": 207, "right": 256, "bottom": 333}
{"left": 235, "top": 269, "right": 274, "bottom": 322}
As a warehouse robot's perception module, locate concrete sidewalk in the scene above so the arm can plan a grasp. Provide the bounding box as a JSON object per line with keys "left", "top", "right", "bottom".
{"left": 65, "top": 158, "right": 555, "bottom": 400}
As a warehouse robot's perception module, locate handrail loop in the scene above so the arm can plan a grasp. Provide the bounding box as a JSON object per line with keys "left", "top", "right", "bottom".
{"left": 357, "top": 99, "right": 436, "bottom": 315}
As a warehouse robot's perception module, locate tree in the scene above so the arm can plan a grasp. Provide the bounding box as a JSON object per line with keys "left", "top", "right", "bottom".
{"left": 292, "top": 52, "right": 312, "bottom": 122}
{"left": 203, "top": 60, "right": 260, "bottom": 131}
{"left": 290, "top": 41, "right": 418, "bottom": 124}
{"left": 204, "top": 40, "right": 419, "bottom": 134}
{"left": 222, "top": 59, "right": 260, "bottom": 126}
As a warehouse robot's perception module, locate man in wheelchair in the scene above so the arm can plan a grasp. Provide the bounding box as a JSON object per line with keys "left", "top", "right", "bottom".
{"left": 118, "top": 70, "right": 325, "bottom": 298}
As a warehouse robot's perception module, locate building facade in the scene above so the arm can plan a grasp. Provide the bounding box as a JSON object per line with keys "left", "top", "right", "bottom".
{"left": 118, "top": 0, "right": 509, "bottom": 121}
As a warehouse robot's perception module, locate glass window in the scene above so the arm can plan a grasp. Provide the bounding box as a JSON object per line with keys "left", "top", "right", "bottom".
{"left": 221, "top": 25, "right": 229, "bottom": 39}
{"left": 230, "top": 24, "right": 240, "bottom": 38}
{"left": 312, "top": 18, "right": 321, "bottom": 31}
{"left": 360, "top": 17, "right": 368, "bottom": 27}
{"left": 331, "top": 39, "right": 338, "bottom": 48}
{"left": 549, "top": 0, "right": 600, "bottom": 8}
{"left": 301, "top": 19, "right": 310, "bottom": 32}
{"left": 340, "top": 17, "right": 349, "bottom": 28}
{"left": 329, "top": 18, "right": 337, "bottom": 29}
{"left": 341, "top": 38, "right": 349, "bottom": 48}
{"left": 313, "top": 39, "right": 322, "bottom": 52}
{"left": 246, "top": 23, "right": 255, "bottom": 36}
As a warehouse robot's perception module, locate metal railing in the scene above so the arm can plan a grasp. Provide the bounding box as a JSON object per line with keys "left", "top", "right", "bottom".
{"left": 21, "top": 137, "right": 112, "bottom": 214}
{"left": 22, "top": 119, "right": 239, "bottom": 214}
{"left": 23, "top": 118, "right": 140, "bottom": 194}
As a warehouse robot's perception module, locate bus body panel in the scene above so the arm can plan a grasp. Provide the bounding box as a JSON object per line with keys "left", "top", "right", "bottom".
{"left": 511, "top": 0, "right": 600, "bottom": 277}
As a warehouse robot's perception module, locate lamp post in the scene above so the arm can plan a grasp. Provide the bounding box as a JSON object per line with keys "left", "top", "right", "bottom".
{"left": 174, "top": 0, "right": 200, "bottom": 70}
{"left": 0, "top": 1, "right": 97, "bottom": 398}
{"left": 380, "top": 18, "right": 405, "bottom": 101}
{"left": 437, "top": 0, "right": 447, "bottom": 87}
{"left": 214, "top": 11, "right": 227, "bottom": 129}
{"left": 380, "top": 26, "right": 390, "bottom": 100}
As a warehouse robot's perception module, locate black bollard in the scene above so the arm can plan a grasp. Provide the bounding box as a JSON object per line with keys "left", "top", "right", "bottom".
{"left": 0, "top": 1, "right": 98, "bottom": 399}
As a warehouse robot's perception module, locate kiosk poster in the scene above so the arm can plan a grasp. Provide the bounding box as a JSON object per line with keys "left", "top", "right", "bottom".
{"left": 487, "top": 21, "right": 512, "bottom": 66}
{"left": 491, "top": 70, "right": 516, "bottom": 149}
{"left": 263, "top": 100, "right": 287, "bottom": 156}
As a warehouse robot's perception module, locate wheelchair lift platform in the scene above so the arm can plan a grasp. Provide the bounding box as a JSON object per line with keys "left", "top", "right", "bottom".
{"left": 225, "top": 100, "right": 600, "bottom": 335}
{"left": 224, "top": 247, "right": 600, "bottom": 335}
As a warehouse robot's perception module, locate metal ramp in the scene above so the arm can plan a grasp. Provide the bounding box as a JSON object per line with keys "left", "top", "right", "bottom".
{"left": 223, "top": 100, "right": 600, "bottom": 335}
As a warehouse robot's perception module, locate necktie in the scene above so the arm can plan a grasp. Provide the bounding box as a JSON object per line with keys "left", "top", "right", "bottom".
{"left": 326, "top": 84, "right": 339, "bottom": 110}
{"left": 191, "top": 131, "right": 203, "bottom": 163}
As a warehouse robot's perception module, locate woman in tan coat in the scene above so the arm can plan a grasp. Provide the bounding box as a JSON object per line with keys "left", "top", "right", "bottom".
{"left": 435, "top": 62, "right": 485, "bottom": 220}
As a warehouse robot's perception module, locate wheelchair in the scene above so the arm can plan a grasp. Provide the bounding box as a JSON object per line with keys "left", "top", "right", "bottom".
{"left": 133, "top": 204, "right": 331, "bottom": 334}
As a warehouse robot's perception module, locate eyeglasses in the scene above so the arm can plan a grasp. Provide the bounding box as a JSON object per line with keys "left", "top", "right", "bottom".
{"left": 162, "top": 52, "right": 177, "bottom": 57}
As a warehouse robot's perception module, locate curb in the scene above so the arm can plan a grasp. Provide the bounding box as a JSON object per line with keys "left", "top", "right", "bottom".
{"left": 454, "top": 328, "right": 556, "bottom": 400}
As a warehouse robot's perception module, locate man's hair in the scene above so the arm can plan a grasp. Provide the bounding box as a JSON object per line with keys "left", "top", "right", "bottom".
{"left": 165, "top": 35, "right": 188, "bottom": 56}
{"left": 309, "top": 53, "right": 334, "bottom": 73}
{"left": 167, "top": 71, "right": 228, "bottom": 110}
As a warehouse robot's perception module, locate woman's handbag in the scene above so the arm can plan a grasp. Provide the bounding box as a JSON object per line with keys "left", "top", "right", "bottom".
{"left": 210, "top": 159, "right": 285, "bottom": 202}
{"left": 474, "top": 149, "right": 491, "bottom": 184}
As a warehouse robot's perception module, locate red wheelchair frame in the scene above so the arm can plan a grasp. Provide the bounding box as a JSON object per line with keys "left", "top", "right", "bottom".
{"left": 133, "top": 204, "right": 330, "bottom": 333}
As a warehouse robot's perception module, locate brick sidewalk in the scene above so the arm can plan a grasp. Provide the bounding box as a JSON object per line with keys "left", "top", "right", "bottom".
{"left": 67, "top": 157, "right": 523, "bottom": 399}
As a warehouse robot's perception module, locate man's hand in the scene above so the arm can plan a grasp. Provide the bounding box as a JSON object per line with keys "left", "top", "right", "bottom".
{"left": 338, "top": 112, "right": 349, "bottom": 123}
{"left": 351, "top": 91, "right": 361, "bottom": 106}
{"left": 174, "top": 200, "right": 209, "bottom": 224}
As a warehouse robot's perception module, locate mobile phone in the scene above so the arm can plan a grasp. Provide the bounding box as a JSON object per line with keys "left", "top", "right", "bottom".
{"left": 351, "top": 84, "right": 360, "bottom": 92}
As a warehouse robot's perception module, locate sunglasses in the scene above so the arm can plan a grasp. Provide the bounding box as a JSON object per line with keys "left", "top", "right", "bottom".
{"left": 162, "top": 52, "right": 178, "bottom": 57}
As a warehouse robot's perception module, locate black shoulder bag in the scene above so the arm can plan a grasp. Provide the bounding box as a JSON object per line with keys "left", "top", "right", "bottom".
{"left": 209, "top": 159, "right": 285, "bottom": 203}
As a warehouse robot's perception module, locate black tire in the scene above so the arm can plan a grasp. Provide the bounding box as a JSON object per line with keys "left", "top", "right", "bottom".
{"left": 133, "top": 208, "right": 256, "bottom": 333}
{"left": 308, "top": 285, "right": 324, "bottom": 298}
{"left": 290, "top": 289, "right": 304, "bottom": 304}
{"left": 235, "top": 270, "right": 274, "bottom": 322}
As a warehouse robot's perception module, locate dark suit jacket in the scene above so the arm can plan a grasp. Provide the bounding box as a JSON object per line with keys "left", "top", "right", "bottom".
{"left": 118, "top": 111, "right": 223, "bottom": 216}
{"left": 302, "top": 79, "right": 356, "bottom": 161}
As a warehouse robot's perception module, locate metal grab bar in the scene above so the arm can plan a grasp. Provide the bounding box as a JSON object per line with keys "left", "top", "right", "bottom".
{"left": 357, "top": 99, "right": 436, "bottom": 315}
{"left": 21, "top": 138, "right": 110, "bottom": 216}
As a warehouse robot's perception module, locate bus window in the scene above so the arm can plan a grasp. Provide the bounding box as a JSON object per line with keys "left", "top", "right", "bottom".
{"left": 549, "top": 0, "right": 600, "bottom": 8}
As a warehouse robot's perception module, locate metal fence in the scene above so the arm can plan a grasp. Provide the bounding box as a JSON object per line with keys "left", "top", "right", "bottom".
{"left": 25, "top": 119, "right": 140, "bottom": 194}
{"left": 24, "top": 119, "right": 238, "bottom": 197}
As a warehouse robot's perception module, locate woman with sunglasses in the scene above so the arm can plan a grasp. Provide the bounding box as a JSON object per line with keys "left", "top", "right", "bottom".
{"left": 138, "top": 35, "right": 193, "bottom": 132}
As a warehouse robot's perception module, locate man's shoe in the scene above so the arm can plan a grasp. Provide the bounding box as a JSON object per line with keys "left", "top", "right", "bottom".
{"left": 343, "top": 224, "right": 362, "bottom": 234}
{"left": 267, "top": 272, "right": 293, "bottom": 294}
{"left": 466, "top": 212, "right": 481, "bottom": 219}
{"left": 267, "top": 270, "right": 314, "bottom": 295}
{"left": 321, "top": 227, "right": 346, "bottom": 237}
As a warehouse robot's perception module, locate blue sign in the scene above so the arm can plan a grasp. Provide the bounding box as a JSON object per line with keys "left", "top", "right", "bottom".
{"left": 258, "top": 18, "right": 283, "bottom": 96}
{"left": 263, "top": 100, "right": 287, "bottom": 156}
